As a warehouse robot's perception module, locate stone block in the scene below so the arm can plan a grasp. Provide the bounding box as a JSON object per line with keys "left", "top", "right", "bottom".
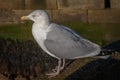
{"left": 0, "top": 9, "right": 18, "bottom": 24}
{"left": 0, "top": 0, "right": 24, "bottom": 9}
{"left": 88, "top": 9, "right": 120, "bottom": 23}
{"left": 57, "top": 0, "right": 104, "bottom": 9}
{"left": 111, "top": 0, "right": 120, "bottom": 9}
{"left": 26, "top": 0, "right": 46, "bottom": 9}
{"left": 51, "top": 9, "right": 87, "bottom": 23}
{"left": 87, "top": 0, "right": 104, "bottom": 9}
{"left": 46, "top": 0, "right": 57, "bottom": 9}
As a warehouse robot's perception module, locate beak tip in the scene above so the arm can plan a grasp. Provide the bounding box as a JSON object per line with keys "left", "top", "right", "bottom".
{"left": 21, "top": 16, "right": 29, "bottom": 20}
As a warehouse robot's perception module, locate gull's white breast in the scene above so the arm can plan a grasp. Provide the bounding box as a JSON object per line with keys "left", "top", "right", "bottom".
{"left": 32, "top": 23, "right": 59, "bottom": 58}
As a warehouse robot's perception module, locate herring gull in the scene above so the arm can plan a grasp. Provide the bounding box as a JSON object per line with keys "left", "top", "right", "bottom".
{"left": 21, "top": 10, "right": 113, "bottom": 77}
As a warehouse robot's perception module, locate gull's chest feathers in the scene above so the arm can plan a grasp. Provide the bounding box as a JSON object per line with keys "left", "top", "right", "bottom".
{"left": 32, "top": 24, "right": 49, "bottom": 41}
{"left": 32, "top": 28, "right": 47, "bottom": 40}
{"left": 31, "top": 23, "right": 58, "bottom": 58}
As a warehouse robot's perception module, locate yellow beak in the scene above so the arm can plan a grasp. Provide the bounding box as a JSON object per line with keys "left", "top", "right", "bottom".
{"left": 21, "top": 16, "right": 29, "bottom": 20}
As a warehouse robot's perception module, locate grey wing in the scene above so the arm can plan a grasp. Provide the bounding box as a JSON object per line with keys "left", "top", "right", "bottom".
{"left": 44, "top": 24, "right": 101, "bottom": 59}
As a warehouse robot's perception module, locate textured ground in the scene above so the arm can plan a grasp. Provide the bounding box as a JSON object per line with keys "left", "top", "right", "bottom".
{"left": 0, "top": 38, "right": 120, "bottom": 80}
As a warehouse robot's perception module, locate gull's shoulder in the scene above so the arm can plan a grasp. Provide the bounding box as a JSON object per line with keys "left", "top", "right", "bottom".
{"left": 48, "top": 23, "right": 60, "bottom": 28}
{"left": 49, "top": 23, "right": 75, "bottom": 33}
{"left": 49, "top": 23, "right": 82, "bottom": 39}
{"left": 48, "top": 23, "right": 63, "bottom": 32}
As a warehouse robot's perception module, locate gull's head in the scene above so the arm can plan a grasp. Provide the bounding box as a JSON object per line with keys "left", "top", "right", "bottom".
{"left": 21, "top": 10, "right": 50, "bottom": 24}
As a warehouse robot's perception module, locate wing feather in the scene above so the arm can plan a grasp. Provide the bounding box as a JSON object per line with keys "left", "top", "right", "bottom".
{"left": 44, "top": 23, "right": 101, "bottom": 59}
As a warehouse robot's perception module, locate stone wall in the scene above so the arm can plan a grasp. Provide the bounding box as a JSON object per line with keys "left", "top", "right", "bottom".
{"left": 0, "top": 0, "right": 120, "bottom": 9}
{"left": 88, "top": 9, "right": 120, "bottom": 23}
{"left": 0, "top": 0, "right": 120, "bottom": 24}
{"left": 58, "top": 0, "right": 104, "bottom": 9}
{"left": 0, "top": 0, "right": 105, "bottom": 9}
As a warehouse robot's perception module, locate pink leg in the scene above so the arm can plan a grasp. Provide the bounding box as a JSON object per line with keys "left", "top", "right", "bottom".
{"left": 52, "top": 59, "right": 65, "bottom": 72}
{"left": 60, "top": 59, "right": 65, "bottom": 70}
{"left": 46, "top": 58, "right": 65, "bottom": 78}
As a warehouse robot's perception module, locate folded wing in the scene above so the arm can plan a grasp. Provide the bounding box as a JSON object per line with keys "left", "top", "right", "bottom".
{"left": 44, "top": 23, "right": 101, "bottom": 59}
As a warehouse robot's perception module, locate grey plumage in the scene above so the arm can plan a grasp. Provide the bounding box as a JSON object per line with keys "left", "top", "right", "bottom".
{"left": 44, "top": 23, "right": 101, "bottom": 59}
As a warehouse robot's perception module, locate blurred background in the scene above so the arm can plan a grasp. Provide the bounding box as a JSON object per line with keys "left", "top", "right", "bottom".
{"left": 0, "top": 0, "right": 120, "bottom": 23}
{"left": 0, "top": 0, "right": 120, "bottom": 44}
{"left": 0, "top": 0, "right": 120, "bottom": 80}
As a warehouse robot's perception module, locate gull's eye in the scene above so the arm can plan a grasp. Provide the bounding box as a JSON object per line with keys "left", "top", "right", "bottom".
{"left": 32, "top": 15, "right": 36, "bottom": 17}
{"left": 39, "top": 13, "right": 41, "bottom": 15}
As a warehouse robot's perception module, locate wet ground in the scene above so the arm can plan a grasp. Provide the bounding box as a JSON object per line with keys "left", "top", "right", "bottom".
{"left": 65, "top": 58, "right": 120, "bottom": 80}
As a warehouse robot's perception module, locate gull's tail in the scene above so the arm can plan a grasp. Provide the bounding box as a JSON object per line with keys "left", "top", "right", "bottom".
{"left": 97, "top": 40, "right": 120, "bottom": 56}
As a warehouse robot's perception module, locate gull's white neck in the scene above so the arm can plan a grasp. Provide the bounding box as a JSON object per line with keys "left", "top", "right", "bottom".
{"left": 34, "top": 21, "right": 50, "bottom": 29}
{"left": 32, "top": 22, "right": 50, "bottom": 40}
